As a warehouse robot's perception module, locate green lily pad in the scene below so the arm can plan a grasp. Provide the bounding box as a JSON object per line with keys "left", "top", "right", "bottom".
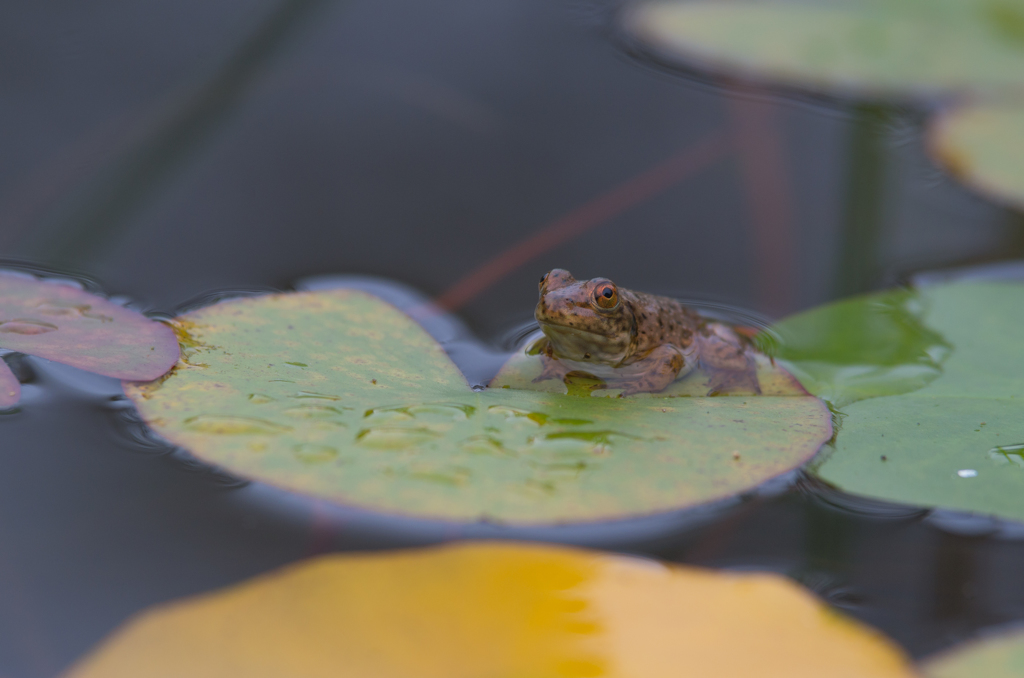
{"left": 66, "top": 542, "right": 917, "bottom": 678}
{"left": 628, "top": 0, "right": 1024, "bottom": 97}
{"left": 929, "top": 102, "right": 1024, "bottom": 211}
{"left": 0, "top": 272, "right": 179, "bottom": 407}
{"left": 779, "top": 281, "right": 1024, "bottom": 522}
{"left": 770, "top": 287, "right": 952, "bottom": 410}
{"left": 922, "top": 628, "right": 1024, "bottom": 678}
{"left": 125, "top": 290, "right": 832, "bottom": 524}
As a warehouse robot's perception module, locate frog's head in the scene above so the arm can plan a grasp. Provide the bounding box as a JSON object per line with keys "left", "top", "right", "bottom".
{"left": 534, "top": 269, "right": 635, "bottom": 364}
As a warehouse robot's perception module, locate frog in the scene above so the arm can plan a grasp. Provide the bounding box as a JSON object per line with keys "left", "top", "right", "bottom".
{"left": 532, "top": 268, "right": 761, "bottom": 396}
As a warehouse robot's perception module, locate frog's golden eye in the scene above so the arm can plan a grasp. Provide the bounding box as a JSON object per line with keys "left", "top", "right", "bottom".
{"left": 593, "top": 282, "right": 618, "bottom": 309}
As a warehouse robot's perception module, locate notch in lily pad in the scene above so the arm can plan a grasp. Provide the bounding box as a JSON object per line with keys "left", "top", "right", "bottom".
{"left": 0, "top": 272, "right": 179, "bottom": 408}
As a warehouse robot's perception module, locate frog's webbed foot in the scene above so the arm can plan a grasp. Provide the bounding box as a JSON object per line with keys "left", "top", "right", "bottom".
{"left": 704, "top": 364, "right": 761, "bottom": 396}
{"left": 699, "top": 323, "right": 761, "bottom": 396}
{"left": 615, "top": 345, "right": 685, "bottom": 396}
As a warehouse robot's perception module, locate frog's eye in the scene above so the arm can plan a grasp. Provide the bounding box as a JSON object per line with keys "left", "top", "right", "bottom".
{"left": 593, "top": 282, "right": 619, "bottom": 310}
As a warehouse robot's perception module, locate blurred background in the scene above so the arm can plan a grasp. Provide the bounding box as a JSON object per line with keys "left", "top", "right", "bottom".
{"left": 2, "top": 0, "right": 1017, "bottom": 331}
{"left": 3, "top": 1, "right": 1024, "bottom": 676}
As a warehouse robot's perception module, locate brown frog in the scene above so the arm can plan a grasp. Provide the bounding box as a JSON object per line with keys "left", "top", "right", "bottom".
{"left": 533, "top": 269, "right": 761, "bottom": 396}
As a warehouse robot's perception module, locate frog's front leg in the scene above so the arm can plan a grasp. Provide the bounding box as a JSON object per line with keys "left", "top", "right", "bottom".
{"left": 611, "top": 344, "right": 685, "bottom": 396}
{"left": 531, "top": 339, "right": 572, "bottom": 384}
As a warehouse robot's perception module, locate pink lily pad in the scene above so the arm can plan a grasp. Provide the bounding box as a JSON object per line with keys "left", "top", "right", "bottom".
{"left": 0, "top": 360, "right": 19, "bottom": 409}
{"left": 0, "top": 273, "right": 179, "bottom": 404}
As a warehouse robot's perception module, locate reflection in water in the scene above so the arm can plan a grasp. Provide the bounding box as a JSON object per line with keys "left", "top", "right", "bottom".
{"left": 12, "top": 0, "right": 336, "bottom": 269}
{"left": 835, "top": 105, "right": 894, "bottom": 300}
{"left": 932, "top": 532, "right": 982, "bottom": 631}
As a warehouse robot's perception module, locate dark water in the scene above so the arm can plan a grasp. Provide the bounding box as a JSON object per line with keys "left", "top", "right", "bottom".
{"left": 2, "top": 0, "right": 1024, "bottom": 675}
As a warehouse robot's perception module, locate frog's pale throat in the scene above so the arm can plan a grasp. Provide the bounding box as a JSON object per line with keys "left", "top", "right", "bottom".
{"left": 535, "top": 320, "right": 631, "bottom": 364}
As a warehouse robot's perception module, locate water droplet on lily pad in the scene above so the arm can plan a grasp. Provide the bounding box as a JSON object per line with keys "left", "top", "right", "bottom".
{"left": 184, "top": 415, "right": 291, "bottom": 435}
{"left": 356, "top": 425, "right": 441, "bottom": 450}
{"left": 460, "top": 434, "right": 514, "bottom": 457}
{"left": 282, "top": 405, "right": 344, "bottom": 419}
{"left": 291, "top": 391, "right": 340, "bottom": 401}
{"left": 293, "top": 443, "right": 338, "bottom": 464}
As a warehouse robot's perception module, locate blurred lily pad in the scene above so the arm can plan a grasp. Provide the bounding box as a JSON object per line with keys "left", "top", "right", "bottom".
{"left": 801, "top": 282, "right": 1024, "bottom": 522}
{"left": 628, "top": 0, "right": 1024, "bottom": 97}
{"left": 0, "top": 357, "right": 19, "bottom": 409}
{"left": 922, "top": 627, "right": 1024, "bottom": 678}
{"left": 125, "top": 290, "right": 832, "bottom": 524}
{"left": 0, "top": 272, "right": 179, "bottom": 407}
{"left": 65, "top": 542, "right": 917, "bottom": 678}
{"left": 770, "top": 287, "right": 952, "bottom": 410}
{"left": 929, "top": 102, "right": 1024, "bottom": 211}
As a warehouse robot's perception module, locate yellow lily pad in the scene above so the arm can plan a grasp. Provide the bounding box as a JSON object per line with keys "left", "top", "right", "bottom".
{"left": 125, "top": 290, "right": 832, "bottom": 524}
{"left": 64, "top": 542, "right": 917, "bottom": 678}
{"left": 929, "top": 102, "right": 1024, "bottom": 211}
